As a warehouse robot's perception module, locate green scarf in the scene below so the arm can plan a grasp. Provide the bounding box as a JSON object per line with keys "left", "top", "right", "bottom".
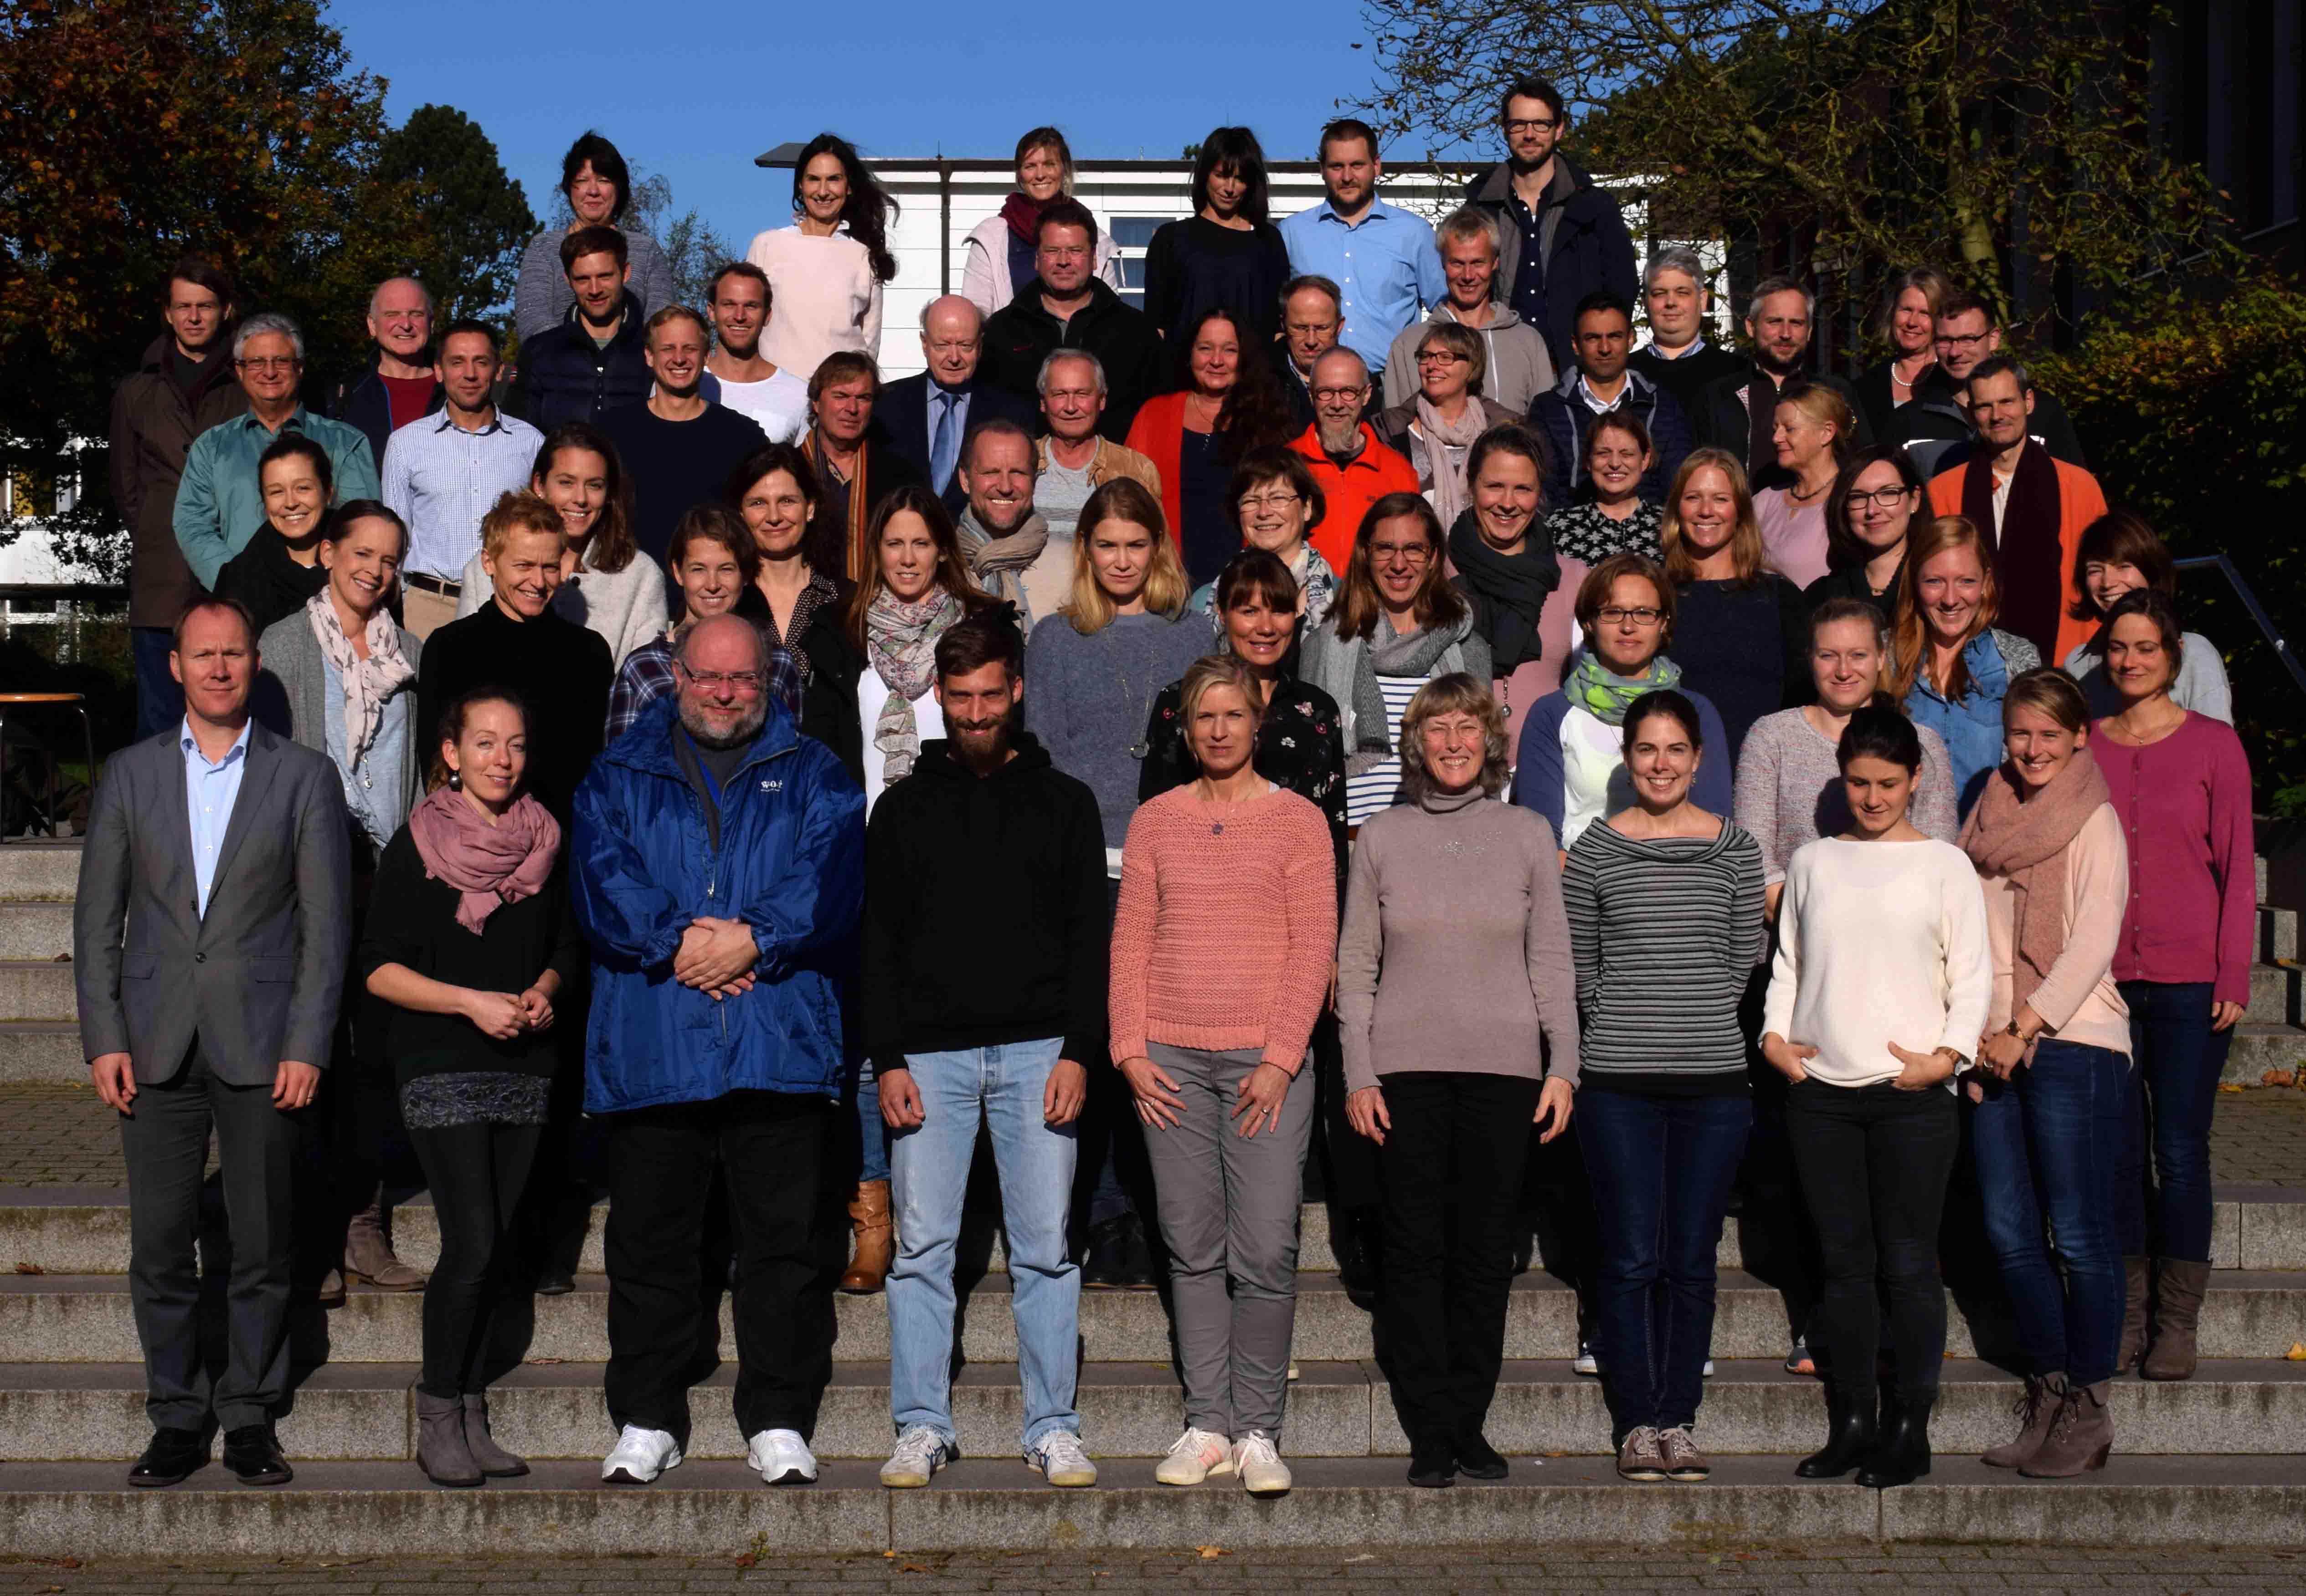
{"left": 1565, "top": 652, "right": 1681, "bottom": 726}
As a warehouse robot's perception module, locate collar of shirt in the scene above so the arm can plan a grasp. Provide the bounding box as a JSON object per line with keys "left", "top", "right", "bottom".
{"left": 233, "top": 406, "right": 309, "bottom": 437}
{"left": 429, "top": 409, "right": 508, "bottom": 436}
{"left": 1576, "top": 375, "right": 1630, "bottom": 414}
{"left": 1643, "top": 336, "right": 1708, "bottom": 359}
{"left": 1312, "top": 197, "right": 1398, "bottom": 229}
{"left": 180, "top": 716, "right": 252, "bottom": 769}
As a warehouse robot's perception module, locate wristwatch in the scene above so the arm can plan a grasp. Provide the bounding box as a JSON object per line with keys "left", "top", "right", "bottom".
{"left": 1935, "top": 1046, "right": 1972, "bottom": 1072}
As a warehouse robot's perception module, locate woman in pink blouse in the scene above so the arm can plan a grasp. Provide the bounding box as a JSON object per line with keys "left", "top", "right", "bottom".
{"left": 2091, "top": 590, "right": 2254, "bottom": 1383}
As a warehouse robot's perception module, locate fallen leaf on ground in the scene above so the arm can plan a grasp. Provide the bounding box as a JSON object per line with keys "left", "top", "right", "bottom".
{"left": 1197, "top": 1545, "right": 1228, "bottom": 1559}
{"left": 2261, "top": 1070, "right": 2296, "bottom": 1087}
{"left": 2219, "top": 1083, "right": 2246, "bottom": 1093}
{"left": 14, "top": 1262, "right": 43, "bottom": 1275}
{"left": 2285, "top": 1342, "right": 2306, "bottom": 1360}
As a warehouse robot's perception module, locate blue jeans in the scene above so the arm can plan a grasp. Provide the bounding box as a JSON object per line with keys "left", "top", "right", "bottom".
{"left": 887, "top": 1039, "right": 1080, "bottom": 1449}
{"left": 1576, "top": 1088, "right": 1750, "bottom": 1440}
{"left": 2116, "top": 981, "right": 2230, "bottom": 1262}
{"left": 1969, "top": 1038, "right": 2128, "bottom": 1385}
{"left": 848, "top": 1056, "right": 888, "bottom": 1185}
{"left": 133, "top": 626, "right": 183, "bottom": 740}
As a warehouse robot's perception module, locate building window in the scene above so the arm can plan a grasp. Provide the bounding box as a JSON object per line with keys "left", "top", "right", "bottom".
{"left": 1107, "top": 216, "right": 1174, "bottom": 312}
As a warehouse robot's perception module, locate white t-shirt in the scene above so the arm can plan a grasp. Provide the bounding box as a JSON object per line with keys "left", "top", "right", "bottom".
{"left": 1560, "top": 703, "right": 1635, "bottom": 849}
{"left": 858, "top": 667, "right": 946, "bottom": 816}
{"left": 712, "top": 370, "right": 810, "bottom": 444}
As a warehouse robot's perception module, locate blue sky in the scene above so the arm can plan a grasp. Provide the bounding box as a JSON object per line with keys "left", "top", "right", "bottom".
{"left": 334, "top": 0, "right": 1446, "bottom": 250}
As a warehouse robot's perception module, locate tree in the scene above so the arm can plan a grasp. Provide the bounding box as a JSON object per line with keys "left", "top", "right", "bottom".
{"left": 550, "top": 169, "right": 736, "bottom": 311}
{"left": 373, "top": 103, "right": 535, "bottom": 322}
{"left": 1356, "top": 0, "right": 2239, "bottom": 333}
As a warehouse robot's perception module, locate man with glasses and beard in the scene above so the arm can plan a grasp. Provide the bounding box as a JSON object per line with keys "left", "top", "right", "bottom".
{"left": 572, "top": 613, "right": 865, "bottom": 1491}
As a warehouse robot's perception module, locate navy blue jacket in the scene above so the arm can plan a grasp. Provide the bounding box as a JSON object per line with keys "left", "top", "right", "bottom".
{"left": 510, "top": 289, "right": 653, "bottom": 431}
{"left": 571, "top": 694, "right": 865, "bottom": 1114}
{"left": 1525, "top": 366, "right": 1693, "bottom": 508}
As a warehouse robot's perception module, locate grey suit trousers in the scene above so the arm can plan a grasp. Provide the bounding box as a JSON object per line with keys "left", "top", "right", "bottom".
{"left": 119, "top": 1040, "right": 300, "bottom": 1431}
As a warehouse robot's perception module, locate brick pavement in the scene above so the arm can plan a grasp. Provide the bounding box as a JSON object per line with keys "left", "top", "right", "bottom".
{"left": 3, "top": 1548, "right": 2306, "bottom": 1594}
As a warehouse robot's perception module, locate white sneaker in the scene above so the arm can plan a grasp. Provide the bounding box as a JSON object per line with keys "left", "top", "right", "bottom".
{"left": 1230, "top": 1431, "right": 1291, "bottom": 1496}
{"left": 1573, "top": 1341, "right": 1600, "bottom": 1377}
{"left": 1024, "top": 1428, "right": 1097, "bottom": 1488}
{"left": 1703, "top": 1359, "right": 1715, "bottom": 1379}
{"left": 601, "top": 1425, "right": 682, "bottom": 1484}
{"left": 879, "top": 1424, "right": 952, "bottom": 1488}
{"left": 746, "top": 1427, "right": 818, "bottom": 1486}
{"left": 1154, "top": 1426, "right": 1235, "bottom": 1485}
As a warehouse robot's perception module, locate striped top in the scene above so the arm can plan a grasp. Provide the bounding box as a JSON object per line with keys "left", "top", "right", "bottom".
{"left": 1560, "top": 816, "right": 1767, "bottom": 1091}
{"left": 1343, "top": 672, "right": 1428, "bottom": 823}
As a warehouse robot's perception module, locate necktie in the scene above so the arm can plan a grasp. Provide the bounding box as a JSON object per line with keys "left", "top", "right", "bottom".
{"left": 930, "top": 389, "right": 961, "bottom": 493}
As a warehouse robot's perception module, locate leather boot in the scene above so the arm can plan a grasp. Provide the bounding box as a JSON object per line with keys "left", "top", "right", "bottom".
{"left": 1982, "top": 1372, "right": 2065, "bottom": 1468}
{"left": 2116, "top": 1257, "right": 2151, "bottom": 1373}
{"left": 415, "top": 1390, "right": 482, "bottom": 1487}
{"left": 460, "top": 1391, "right": 529, "bottom": 1478}
{"left": 2141, "top": 1258, "right": 2208, "bottom": 1380}
{"left": 1795, "top": 1385, "right": 1876, "bottom": 1478}
{"left": 345, "top": 1189, "right": 427, "bottom": 1290}
{"left": 2019, "top": 1378, "right": 2113, "bottom": 1477}
{"left": 1854, "top": 1390, "right": 1933, "bottom": 1488}
{"left": 838, "top": 1180, "right": 893, "bottom": 1295}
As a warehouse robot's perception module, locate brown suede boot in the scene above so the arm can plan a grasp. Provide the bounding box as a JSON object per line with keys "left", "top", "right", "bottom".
{"left": 2141, "top": 1258, "right": 2209, "bottom": 1380}
{"left": 345, "top": 1188, "right": 427, "bottom": 1290}
{"left": 2018, "top": 1379, "right": 2113, "bottom": 1477}
{"left": 1982, "top": 1372, "right": 2065, "bottom": 1468}
{"left": 2116, "top": 1257, "right": 2151, "bottom": 1373}
{"left": 838, "top": 1180, "right": 893, "bottom": 1294}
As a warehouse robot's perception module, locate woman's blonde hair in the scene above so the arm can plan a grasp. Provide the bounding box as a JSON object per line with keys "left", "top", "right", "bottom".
{"left": 1397, "top": 672, "right": 1510, "bottom": 801}
{"left": 1658, "top": 448, "right": 1766, "bottom": 586}
{"left": 479, "top": 490, "right": 566, "bottom": 561}
{"left": 1889, "top": 515, "right": 2002, "bottom": 700}
{"left": 1065, "top": 477, "right": 1190, "bottom": 633}
{"left": 2002, "top": 665, "right": 2090, "bottom": 735}
{"left": 1773, "top": 379, "right": 1856, "bottom": 460}
{"left": 1176, "top": 653, "right": 1265, "bottom": 754}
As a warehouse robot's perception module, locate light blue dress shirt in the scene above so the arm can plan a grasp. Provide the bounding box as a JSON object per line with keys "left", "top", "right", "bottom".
{"left": 180, "top": 718, "right": 252, "bottom": 918}
{"left": 1277, "top": 198, "right": 1447, "bottom": 375}
{"left": 381, "top": 409, "right": 545, "bottom": 580}
{"left": 322, "top": 657, "right": 414, "bottom": 850}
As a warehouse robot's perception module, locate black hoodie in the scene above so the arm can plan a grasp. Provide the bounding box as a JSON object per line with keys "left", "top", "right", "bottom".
{"left": 979, "top": 277, "right": 1165, "bottom": 442}
{"left": 860, "top": 729, "right": 1109, "bottom": 1073}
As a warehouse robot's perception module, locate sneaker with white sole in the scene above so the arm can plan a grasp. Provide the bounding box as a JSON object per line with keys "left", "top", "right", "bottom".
{"left": 1155, "top": 1426, "right": 1235, "bottom": 1485}
{"left": 601, "top": 1425, "right": 682, "bottom": 1484}
{"left": 1024, "top": 1428, "right": 1097, "bottom": 1487}
{"left": 746, "top": 1427, "right": 817, "bottom": 1486}
{"left": 1230, "top": 1431, "right": 1291, "bottom": 1496}
{"left": 1703, "top": 1359, "right": 1715, "bottom": 1378}
{"left": 879, "top": 1425, "right": 952, "bottom": 1488}
{"left": 1572, "top": 1340, "right": 1600, "bottom": 1376}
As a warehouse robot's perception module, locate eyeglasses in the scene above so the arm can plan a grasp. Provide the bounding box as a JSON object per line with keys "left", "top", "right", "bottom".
{"left": 1934, "top": 330, "right": 1993, "bottom": 350}
{"left": 1372, "top": 544, "right": 1432, "bottom": 565}
{"left": 678, "top": 665, "right": 766, "bottom": 693}
{"left": 1312, "top": 387, "right": 1366, "bottom": 403}
{"left": 1505, "top": 118, "right": 1559, "bottom": 134}
{"left": 1415, "top": 350, "right": 1470, "bottom": 365}
{"left": 236, "top": 357, "right": 299, "bottom": 372}
{"left": 1597, "top": 606, "right": 1663, "bottom": 626}
{"left": 1843, "top": 486, "right": 1912, "bottom": 509}
{"left": 1237, "top": 491, "right": 1301, "bottom": 512}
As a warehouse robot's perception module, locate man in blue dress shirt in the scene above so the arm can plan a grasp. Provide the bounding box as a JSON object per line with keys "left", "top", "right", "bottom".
{"left": 1277, "top": 119, "right": 1446, "bottom": 380}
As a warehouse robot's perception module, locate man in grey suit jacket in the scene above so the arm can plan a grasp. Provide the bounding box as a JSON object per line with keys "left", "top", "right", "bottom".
{"left": 74, "top": 597, "right": 353, "bottom": 1488}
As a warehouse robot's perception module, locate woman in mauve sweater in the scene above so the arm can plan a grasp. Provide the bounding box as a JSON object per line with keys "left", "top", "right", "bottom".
{"left": 2093, "top": 590, "right": 2255, "bottom": 1384}
{"left": 1760, "top": 706, "right": 1989, "bottom": 1491}
{"left": 743, "top": 134, "right": 894, "bottom": 380}
{"left": 1339, "top": 674, "right": 1580, "bottom": 1490}
{"left": 1563, "top": 689, "right": 1765, "bottom": 1487}
{"left": 1111, "top": 656, "right": 1335, "bottom": 1498}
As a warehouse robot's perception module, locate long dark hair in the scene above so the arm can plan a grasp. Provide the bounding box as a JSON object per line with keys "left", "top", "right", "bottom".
{"left": 529, "top": 423, "right": 636, "bottom": 574}
{"left": 1330, "top": 492, "right": 1468, "bottom": 641}
{"left": 791, "top": 133, "right": 898, "bottom": 283}
{"left": 1191, "top": 127, "right": 1273, "bottom": 226}
{"left": 1171, "top": 307, "right": 1294, "bottom": 457}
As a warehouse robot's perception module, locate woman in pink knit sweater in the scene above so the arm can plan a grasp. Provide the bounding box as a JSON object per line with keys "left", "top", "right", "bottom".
{"left": 1111, "top": 654, "right": 1336, "bottom": 1498}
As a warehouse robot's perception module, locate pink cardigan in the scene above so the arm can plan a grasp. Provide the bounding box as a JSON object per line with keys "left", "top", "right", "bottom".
{"left": 2092, "top": 713, "right": 2256, "bottom": 1005}
{"left": 1977, "top": 803, "right": 2132, "bottom": 1057}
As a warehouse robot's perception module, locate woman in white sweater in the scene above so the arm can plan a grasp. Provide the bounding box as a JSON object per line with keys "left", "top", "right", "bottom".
{"left": 745, "top": 133, "right": 896, "bottom": 380}
{"left": 1761, "top": 704, "right": 1990, "bottom": 1490}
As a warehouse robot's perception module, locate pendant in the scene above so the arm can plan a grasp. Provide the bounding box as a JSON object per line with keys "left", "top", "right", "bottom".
{"left": 1127, "top": 741, "right": 1148, "bottom": 760}
{"left": 1212, "top": 822, "right": 1224, "bottom": 835}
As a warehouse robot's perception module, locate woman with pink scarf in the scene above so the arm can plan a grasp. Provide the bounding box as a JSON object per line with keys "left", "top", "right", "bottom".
{"left": 361, "top": 688, "right": 584, "bottom": 1490}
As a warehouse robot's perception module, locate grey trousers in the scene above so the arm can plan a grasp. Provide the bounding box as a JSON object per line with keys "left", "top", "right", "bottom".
{"left": 119, "top": 1043, "right": 301, "bottom": 1431}
{"left": 1141, "top": 1042, "right": 1314, "bottom": 1441}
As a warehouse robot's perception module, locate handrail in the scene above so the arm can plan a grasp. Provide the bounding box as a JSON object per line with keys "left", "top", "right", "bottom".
{"left": 2172, "top": 555, "right": 2306, "bottom": 700}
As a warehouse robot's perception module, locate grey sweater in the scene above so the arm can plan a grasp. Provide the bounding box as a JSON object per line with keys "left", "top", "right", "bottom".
{"left": 1024, "top": 609, "right": 1214, "bottom": 848}
{"left": 514, "top": 226, "right": 678, "bottom": 344}
{"left": 1337, "top": 790, "right": 1582, "bottom": 1093}
{"left": 1733, "top": 708, "right": 1960, "bottom": 885}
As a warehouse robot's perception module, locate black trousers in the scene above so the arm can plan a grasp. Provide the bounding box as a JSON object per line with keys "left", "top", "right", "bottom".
{"left": 407, "top": 1119, "right": 542, "bottom": 1397}
{"left": 1783, "top": 1079, "right": 1959, "bottom": 1404}
{"left": 1309, "top": 1010, "right": 1381, "bottom": 1210}
{"left": 1374, "top": 1071, "right": 1540, "bottom": 1448}
{"left": 603, "top": 1089, "right": 835, "bottom": 1441}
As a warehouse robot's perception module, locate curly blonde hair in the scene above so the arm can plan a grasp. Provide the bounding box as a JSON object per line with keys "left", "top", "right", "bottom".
{"left": 1397, "top": 672, "right": 1510, "bottom": 801}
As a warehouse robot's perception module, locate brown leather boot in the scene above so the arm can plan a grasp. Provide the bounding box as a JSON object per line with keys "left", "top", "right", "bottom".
{"left": 345, "top": 1188, "right": 427, "bottom": 1291}
{"left": 2018, "top": 1378, "right": 2113, "bottom": 1477}
{"left": 2141, "top": 1258, "right": 2209, "bottom": 1380}
{"left": 2116, "top": 1257, "right": 2151, "bottom": 1373}
{"left": 838, "top": 1180, "right": 893, "bottom": 1294}
{"left": 1981, "top": 1372, "right": 2065, "bottom": 1468}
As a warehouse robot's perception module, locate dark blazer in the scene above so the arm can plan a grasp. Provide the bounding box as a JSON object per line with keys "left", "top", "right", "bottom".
{"left": 1462, "top": 155, "right": 1639, "bottom": 373}
{"left": 73, "top": 721, "right": 353, "bottom": 1084}
{"left": 109, "top": 337, "right": 248, "bottom": 627}
{"left": 875, "top": 375, "right": 1039, "bottom": 516}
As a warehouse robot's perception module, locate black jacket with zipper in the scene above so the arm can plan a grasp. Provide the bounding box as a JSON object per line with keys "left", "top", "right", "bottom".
{"left": 979, "top": 278, "right": 1165, "bottom": 442}
{"left": 509, "top": 289, "right": 653, "bottom": 430}
{"left": 1463, "top": 154, "right": 1639, "bottom": 374}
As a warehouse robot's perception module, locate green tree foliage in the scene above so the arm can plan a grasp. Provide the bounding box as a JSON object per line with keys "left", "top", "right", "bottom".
{"left": 374, "top": 103, "right": 536, "bottom": 323}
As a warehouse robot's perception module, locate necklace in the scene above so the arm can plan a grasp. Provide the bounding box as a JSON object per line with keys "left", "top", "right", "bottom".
{"left": 1195, "top": 777, "right": 1265, "bottom": 834}
{"left": 1787, "top": 475, "right": 1831, "bottom": 503}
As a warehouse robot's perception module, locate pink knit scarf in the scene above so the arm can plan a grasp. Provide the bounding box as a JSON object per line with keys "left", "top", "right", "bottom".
{"left": 407, "top": 785, "right": 561, "bottom": 935}
{"left": 1959, "top": 746, "right": 2110, "bottom": 1010}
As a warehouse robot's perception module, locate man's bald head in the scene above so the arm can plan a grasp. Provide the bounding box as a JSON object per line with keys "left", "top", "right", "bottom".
{"left": 921, "top": 294, "right": 986, "bottom": 388}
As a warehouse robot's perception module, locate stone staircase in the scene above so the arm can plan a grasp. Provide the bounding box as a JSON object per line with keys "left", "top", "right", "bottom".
{"left": 2, "top": 839, "right": 2303, "bottom": 1553}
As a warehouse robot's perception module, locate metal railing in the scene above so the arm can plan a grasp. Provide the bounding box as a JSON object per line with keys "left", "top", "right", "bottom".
{"left": 0, "top": 585, "right": 127, "bottom": 666}
{"left": 2173, "top": 556, "right": 2306, "bottom": 699}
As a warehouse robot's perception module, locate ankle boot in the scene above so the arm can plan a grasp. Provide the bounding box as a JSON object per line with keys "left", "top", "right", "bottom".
{"left": 1796, "top": 1385, "right": 1877, "bottom": 1478}
{"left": 415, "top": 1390, "right": 482, "bottom": 1486}
{"left": 345, "top": 1189, "right": 427, "bottom": 1290}
{"left": 2141, "top": 1258, "right": 2208, "bottom": 1380}
{"left": 837, "top": 1180, "right": 893, "bottom": 1294}
{"left": 2019, "top": 1378, "right": 2113, "bottom": 1477}
{"left": 1854, "top": 1391, "right": 1933, "bottom": 1488}
{"left": 2116, "top": 1257, "right": 2151, "bottom": 1372}
{"left": 460, "top": 1391, "right": 529, "bottom": 1478}
{"left": 1981, "top": 1372, "right": 2065, "bottom": 1468}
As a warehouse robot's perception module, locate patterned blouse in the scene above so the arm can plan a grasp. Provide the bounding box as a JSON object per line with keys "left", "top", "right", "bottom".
{"left": 1138, "top": 674, "right": 1350, "bottom": 901}
{"left": 1543, "top": 501, "right": 1665, "bottom": 566}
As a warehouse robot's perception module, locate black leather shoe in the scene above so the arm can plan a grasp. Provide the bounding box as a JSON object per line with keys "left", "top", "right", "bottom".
{"left": 1854, "top": 1395, "right": 1933, "bottom": 1488}
{"left": 1081, "top": 1218, "right": 1129, "bottom": 1289}
{"left": 1407, "top": 1438, "right": 1457, "bottom": 1488}
{"left": 128, "top": 1427, "right": 208, "bottom": 1487}
{"left": 1796, "top": 1389, "right": 1878, "bottom": 1479}
{"left": 1118, "top": 1215, "right": 1161, "bottom": 1291}
{"left": 1455, "top": 1432, "right": 1509, "bottom": 1480}
{"left": 533, "top": 1267, "right": 575, "bottom": 1297}
{"left": 221, "top": 1424, "right": 293, "bottom": 1486}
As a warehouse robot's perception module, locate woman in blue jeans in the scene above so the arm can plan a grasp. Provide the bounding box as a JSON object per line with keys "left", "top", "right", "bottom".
{"left": 1960, "top": 668, "right": 2132, "bottom": 1474}
{"left": 1561, "top": 690, "right": 1765, "bottom": 1483}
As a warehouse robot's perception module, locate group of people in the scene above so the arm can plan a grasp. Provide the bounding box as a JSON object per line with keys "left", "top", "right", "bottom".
{"left": 85, "top": 82, "right": 2254, "bottom": 1501}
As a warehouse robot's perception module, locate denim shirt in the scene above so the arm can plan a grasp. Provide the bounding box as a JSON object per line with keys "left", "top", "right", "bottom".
{"left": 323, "top": 656, "right": 415, "bottom": 851}
{"left": 1903, "top": 631, "right": 2011, "bottom": 819}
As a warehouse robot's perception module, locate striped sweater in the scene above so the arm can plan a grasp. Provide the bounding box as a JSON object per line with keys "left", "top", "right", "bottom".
{"left": 1108, "top": 784, "right": 1338, "bottom": 1072}
{"left": 1561, "top": 817, "right": 1767, "bottom": 1088}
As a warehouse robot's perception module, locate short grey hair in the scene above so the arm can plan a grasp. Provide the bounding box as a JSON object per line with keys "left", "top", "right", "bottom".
{"left": 1642, "top": 246, "right": 1707, "bottom": 293}
{"left": 1310, "top": 345, "right": 1370, "bottom": 387}
{"left": 367, "top": 276, "right": 435, "bottom": 322}
{"left": 233, "top": 312, "right": 305, "bottom": 363}
{"left": 1435, "top": 207, "right": 1503, "bottom": 259}
{"left": 1037, "top": 348, "right": 1107, "bottom": 397}
{"left": 1745, "top": 274, "right": 1817, "bottom": 323}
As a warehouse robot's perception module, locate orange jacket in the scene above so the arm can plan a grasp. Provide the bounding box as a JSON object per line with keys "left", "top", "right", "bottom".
{"left": 1287, "top": 423, "right": 1421, "bottom": 574}
{"left": 1123, "top": 391, "right": 1194, "bottom": 549}
{"left": 1928, "top": 453, "right": 2107, "bottom": 662}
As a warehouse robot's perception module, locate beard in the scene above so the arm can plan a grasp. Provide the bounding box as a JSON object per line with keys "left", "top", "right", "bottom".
{"left": 678, "top": 695, "right": 768, "bottom": 750}
{"left": 949, "top": 703, "right": 1019, "bottom": 767}
{"left": 715, "top": 329, "right": 760, "bottom": 361}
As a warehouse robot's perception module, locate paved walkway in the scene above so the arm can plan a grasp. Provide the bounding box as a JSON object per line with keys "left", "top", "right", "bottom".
{"left": 4, "top": 1548, "right": 2306, "bottom": 1594}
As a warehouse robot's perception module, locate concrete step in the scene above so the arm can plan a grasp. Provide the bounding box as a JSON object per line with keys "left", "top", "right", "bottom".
{"left": 0, "top": 844, "right": 80, "bottom": 903}
{"left": 2266, "top": 903, "right": 2298, "bottom": 963}
{"left": 0, "top": 902, "right": 71, "bottom": 960}
{"left": 0, "top": 1453, "right": 2300, "bottom": 1555}
{"left": 4, "top": 1359, "right": 2301, "bottom": 1465}
{"left": 2251, "top": 960, "right": 2301, "bottom": 1024}
{"left": 0, "top": 960, "right": 74, "bottom": 1023}
{"left": 0, "top": 1021, "right": 79, "bottom": 1082}
{"left": 8, "top": 1268, "right": 2306, "bottom": 1366}
{"left": 2229, "top": 1023, "right": 2306, "bottom": 1082}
